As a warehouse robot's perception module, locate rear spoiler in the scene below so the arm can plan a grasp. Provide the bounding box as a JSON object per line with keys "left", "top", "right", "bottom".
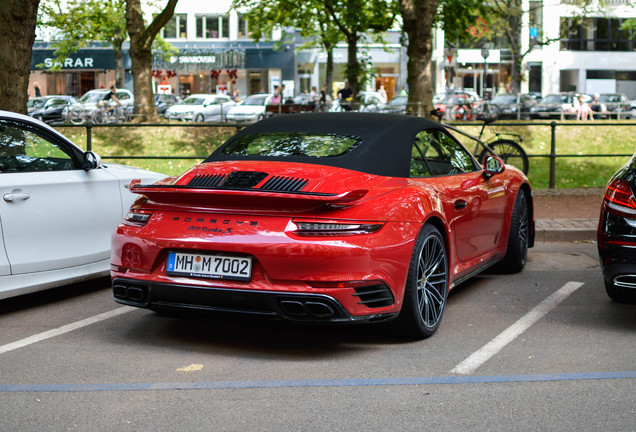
{"left": 129, "top": 179, "right": 368, "bottom": 209}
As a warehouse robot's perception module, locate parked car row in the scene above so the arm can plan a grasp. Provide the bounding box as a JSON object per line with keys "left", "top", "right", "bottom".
{"left": 27, "top": 95, "right": 78, "bottom": 124}
{"left": 530, "top": 92, "right": 636, "bottom": 120}
{"left": 27, "top": 89, "right": 182, "bottom": 125}
{"left": 27, "top": 90, "right": 636, "bottom": 124}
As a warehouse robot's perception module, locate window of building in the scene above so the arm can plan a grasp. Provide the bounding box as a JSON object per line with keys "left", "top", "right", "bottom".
{"left": 238, "top": 14, "right": 251, "bottom": 39}
{"left": 528, "top": 0, "right": 543, "bottom": 47}
{"left": 560, "top": 17, "right": 635, "bottom": 51}
{"left": 163, "top": 14, "right": 187, "bottom": 39}
{"left": 196, "top": 14, "right": 229, "bottom": 39}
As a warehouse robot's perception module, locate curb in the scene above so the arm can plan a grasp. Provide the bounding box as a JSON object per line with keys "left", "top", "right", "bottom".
{"left": 535, "top": 218, "right": 597, "bottom": 243}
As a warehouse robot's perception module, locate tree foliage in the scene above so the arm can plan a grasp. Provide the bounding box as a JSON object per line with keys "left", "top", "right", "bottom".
{"left": 232, "top": 0, "right": 342, "bottom": 96}
{"left": 126, "top": 0, "right": 178, "bottom": 121}
{"left": 475, "top": 0, "right": 617, "bottom": 93}
{"left": 437, "top": 0, "right": 489, "bottom": 45}
{"left": 233, "top": 0, "right": 398, "bottom": 98}
{"left": 39, "top": 0, "right": 128, "bottom": 87}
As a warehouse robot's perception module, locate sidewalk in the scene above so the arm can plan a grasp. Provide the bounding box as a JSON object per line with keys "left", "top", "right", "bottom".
{"left": 533, "top": 188, "right": 604, "bottom": 242}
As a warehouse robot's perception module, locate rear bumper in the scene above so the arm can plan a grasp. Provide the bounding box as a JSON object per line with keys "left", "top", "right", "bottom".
{"left": 597, "top": 229, "right": 636, "bottom": 289}
{"left": 113, "top": 278, "right": 398, "bottom": 323}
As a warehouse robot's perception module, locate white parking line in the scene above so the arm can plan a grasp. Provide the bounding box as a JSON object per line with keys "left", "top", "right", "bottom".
{"left": 0, "top": 306, "right": 134, "bottom": 355}
{"left": 451, "top": 281, "right": 585, "bottom": 375}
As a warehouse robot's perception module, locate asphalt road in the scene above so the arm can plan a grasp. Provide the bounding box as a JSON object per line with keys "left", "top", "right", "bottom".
{"left": 0, "top": 242, "right": 634, "bottom": 431}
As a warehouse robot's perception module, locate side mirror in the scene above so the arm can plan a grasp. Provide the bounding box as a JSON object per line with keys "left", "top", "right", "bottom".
{"left": 483, "top": 154, "right": 505, "bottom": 179}
{"left": 83, "top": 151, "right": 102, "bottom": 170}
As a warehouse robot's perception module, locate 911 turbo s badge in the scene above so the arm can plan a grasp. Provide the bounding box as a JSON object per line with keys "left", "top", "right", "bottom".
{"left": 172, "top": 216, "right": 258, "bottom": 234}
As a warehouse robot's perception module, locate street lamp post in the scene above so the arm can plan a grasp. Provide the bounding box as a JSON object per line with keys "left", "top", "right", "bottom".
{"left": 481, "top": 45, "right": 490, "bottom": 99}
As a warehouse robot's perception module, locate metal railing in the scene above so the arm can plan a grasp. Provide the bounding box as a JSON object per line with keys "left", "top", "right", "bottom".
{"left": 58, "top": 119, "right": 635, "bottom": 189}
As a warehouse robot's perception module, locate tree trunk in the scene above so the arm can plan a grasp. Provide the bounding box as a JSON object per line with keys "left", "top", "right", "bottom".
{"left": 126, "top": 0, "right": 178, "bottom": 122}
{"left": 325, "top": 45, "right": 334, "bottom": 100}
{"left": 508, "top": 0, "right": 523, "bottom": 94}
{"left": 0, "top": 0, "right": 41, "bottom": 114}
{"left": 400, "top": 0, "right": 439, "bottom": 118}
{"left": 345, "top": 32, "right": 360, "bottom": 97}
{"left": 113, "top": 33, "right": 126, "bottom": 89}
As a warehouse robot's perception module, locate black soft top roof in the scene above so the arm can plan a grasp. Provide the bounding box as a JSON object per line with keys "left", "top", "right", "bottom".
{"left": 206, "top": 112, "right": 445, "bottom": 177}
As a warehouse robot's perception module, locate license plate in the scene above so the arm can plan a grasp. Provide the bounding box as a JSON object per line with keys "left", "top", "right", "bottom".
{"left": 166, "top": 252, "right": 252, "bottom": 281}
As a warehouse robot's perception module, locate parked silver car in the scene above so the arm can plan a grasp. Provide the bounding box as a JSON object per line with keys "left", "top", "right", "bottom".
{"left": 165, "top": 94, "right": 235, "bottom": 122}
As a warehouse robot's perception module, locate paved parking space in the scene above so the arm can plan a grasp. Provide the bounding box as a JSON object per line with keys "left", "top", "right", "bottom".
{"left": 0, "top": 242, "right": 634, "bottom": 431}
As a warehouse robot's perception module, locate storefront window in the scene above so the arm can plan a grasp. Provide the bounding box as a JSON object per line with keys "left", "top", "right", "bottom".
{"left": 196, "top": 15, "right": 229, "bottom": 39}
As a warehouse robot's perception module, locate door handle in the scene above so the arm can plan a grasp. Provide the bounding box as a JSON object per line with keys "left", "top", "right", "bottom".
{"left": 454, "top": 200, "right": 468, "bottom": 210}
{"left": 3, "top": 189, "right": 30, "bottom": 202}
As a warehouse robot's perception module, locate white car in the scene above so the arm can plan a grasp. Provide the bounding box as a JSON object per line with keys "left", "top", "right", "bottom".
{"left": 164, "top": 94, "right": 235, "bottom": 122}
{"left": 0, "top": 111, "right": 166, "bottom": 300}
{"left": 226, "top": 94, "right": 273, "bottom": 123}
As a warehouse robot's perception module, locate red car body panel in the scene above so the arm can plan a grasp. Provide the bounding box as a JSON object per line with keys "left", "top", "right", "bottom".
{"left": 111, "top": 113, "right": 533, "bottom": 326}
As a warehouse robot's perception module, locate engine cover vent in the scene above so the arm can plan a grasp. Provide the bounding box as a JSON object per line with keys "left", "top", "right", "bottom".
{"left": 188, "top": 173, "right": 227, "bottom": 188}
{"left": 260, "top": 176, "right": 308, "bottom": 192}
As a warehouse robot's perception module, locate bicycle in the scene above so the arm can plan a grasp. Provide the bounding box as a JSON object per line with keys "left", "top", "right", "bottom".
{"left": 430, "top": 109, "right": 529, "bottom": 175}
{"left": 91, "top": 102, "right": 126, "bottom": 124}
{"left": 68, "top": 105, "right": 87, "bottom": 125}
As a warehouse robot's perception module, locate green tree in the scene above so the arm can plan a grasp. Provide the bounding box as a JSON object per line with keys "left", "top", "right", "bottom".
{"left": 400, "top": 0, "right": 485, "bottom": 117}
{"left": 233, "top": 0, "right": 398, "bottom": 98}
{"left": 0, "top": 0, "right": 41, "bottom": 113}
{"left": 399, "top": 0, "right": 438, "bottom": 117}
{"left": 126, "top": 0, "right": 178, "bottom": 121}
{"left": 323, "top": 0, "right": 398, "bottom": 97}
{"left": 39, "top": 0, "right": 128, "bottom": 88}
{"left": 232, "top": 0, "right": 343, "bottom": 98}
{"left": 479, "top": 0, "right": 614, "bottom": 94}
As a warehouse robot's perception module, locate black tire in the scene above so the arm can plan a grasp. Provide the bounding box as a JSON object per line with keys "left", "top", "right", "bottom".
{"left": 497, "top": 190, "right": 530, "bottom": 273}
{"left": 605, "top": 280, "right": 636, "bottom": 303}
{"left": 195, "top": 114, "right": 204, "bottom": 122}
{"left": 392, "top": 224, "right": 449, "bottom": 339}
{"left": 479, "top": 139, "right": 529, "bottom": 175}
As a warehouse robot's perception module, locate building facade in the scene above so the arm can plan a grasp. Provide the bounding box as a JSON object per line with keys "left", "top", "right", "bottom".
{"left": 29, "top": 0, "right": 636, "bottom": 101}
{"left": 435, "top": 0, "right": 636, "bottom": 99}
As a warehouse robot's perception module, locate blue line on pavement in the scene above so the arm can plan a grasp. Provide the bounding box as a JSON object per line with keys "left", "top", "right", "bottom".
{"left": 1, "top": 371, "right": 635, "bottom": 393}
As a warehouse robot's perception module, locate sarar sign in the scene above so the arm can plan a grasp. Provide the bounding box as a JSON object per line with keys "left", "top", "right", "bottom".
{"left": 31, "top": 48, "right": 116, "bottom": 70}
{"left": 44, "top": 57, "right": 95, "bottom": 68}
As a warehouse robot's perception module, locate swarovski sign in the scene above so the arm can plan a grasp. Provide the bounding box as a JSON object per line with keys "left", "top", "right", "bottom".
{"left": 154, "top": 49, "right": 245, "bottom": 72}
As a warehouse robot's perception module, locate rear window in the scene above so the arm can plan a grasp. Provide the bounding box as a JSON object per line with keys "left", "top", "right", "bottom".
{"left": 220, "top": 133, "right": 361, "bottom": 158}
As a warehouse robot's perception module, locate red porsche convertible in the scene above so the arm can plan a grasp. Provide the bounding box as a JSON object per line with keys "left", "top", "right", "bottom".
{"left": 111, "top": 113, "right": 534, "bottom": 339}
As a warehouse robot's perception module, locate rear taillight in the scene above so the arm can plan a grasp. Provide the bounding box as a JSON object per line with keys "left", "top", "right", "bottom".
{"left": 123, "top": 209, "right": 153, "bottom": 227}
{"left": 289, "top": 220, "right": 383, "bottom": 237}
{"left": 604, "top": 179, "right": 636, "bottom": 218}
